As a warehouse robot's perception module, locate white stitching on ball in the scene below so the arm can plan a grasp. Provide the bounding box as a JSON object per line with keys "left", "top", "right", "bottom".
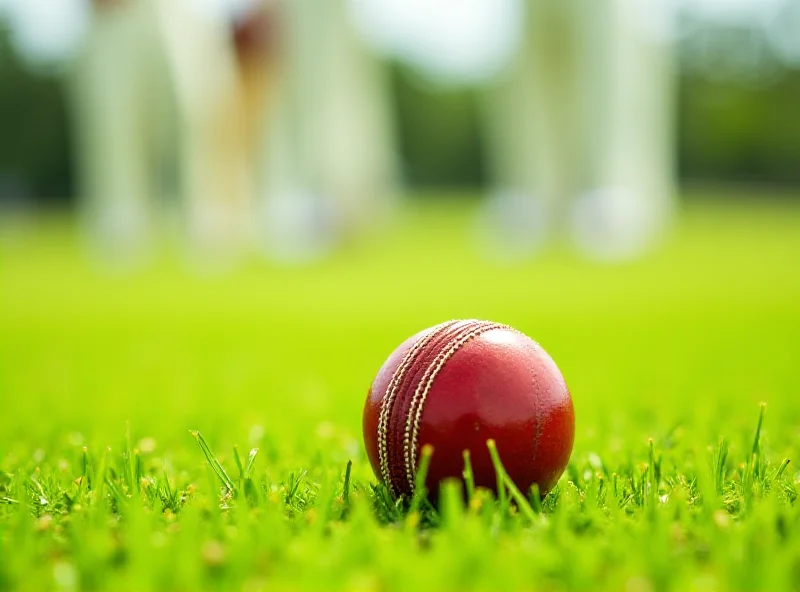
{"left": 376, "top": 320, "right": 457, "bottom": 498}
{"left": 403, "top": 321, "right": 509, "bottom": 493}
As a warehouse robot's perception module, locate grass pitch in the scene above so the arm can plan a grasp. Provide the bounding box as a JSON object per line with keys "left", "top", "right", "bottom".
{"left": 1, "top": 194, "right": 800, "bottom": 591}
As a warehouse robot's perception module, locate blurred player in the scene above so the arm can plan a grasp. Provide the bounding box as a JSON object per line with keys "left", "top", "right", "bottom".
{"left": 256, "top": 0, "right": 398, "bottom": 263}
{"left": 155, "top": 0, "right": 257, "bottom": 264}
{"left": 479, "top": 0, "right": 676, "bottom": 261}
{"left": 70, "top": 0, "right": 171, "bottom": 262}
{"left": 72, "top": 0, "right": 266, "bottom": 266}
{"left": 231, "top": 0, "right": 278, "bottom": 173}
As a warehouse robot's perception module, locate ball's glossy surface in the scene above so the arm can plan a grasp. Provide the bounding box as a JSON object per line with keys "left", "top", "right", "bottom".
{"left": 363, "top": 320, "right": 574, "bottom": 500}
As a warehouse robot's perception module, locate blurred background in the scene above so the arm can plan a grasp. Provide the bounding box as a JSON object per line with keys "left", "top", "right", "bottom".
{"left": 0, "top": 0, "right": 797, "bottom": 263}
{"left": 0, "top": 0, "right": 799, "bottom": 461}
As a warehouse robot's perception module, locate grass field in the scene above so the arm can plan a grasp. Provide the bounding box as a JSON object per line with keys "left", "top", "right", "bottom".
{"left": 2, "top": 194, "right": 800, "bottom": 591}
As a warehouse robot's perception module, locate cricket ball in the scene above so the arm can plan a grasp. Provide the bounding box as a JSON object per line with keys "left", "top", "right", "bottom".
{"left": 363, "top": 320, "right": 574, "bottom": 500}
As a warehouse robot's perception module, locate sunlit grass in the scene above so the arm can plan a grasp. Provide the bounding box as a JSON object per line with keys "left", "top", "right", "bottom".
{"left": 1, "top": 194, "right": 799, "bottom": 590}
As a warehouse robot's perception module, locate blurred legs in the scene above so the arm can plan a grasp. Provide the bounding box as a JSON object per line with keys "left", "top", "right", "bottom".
{"left": 258, "top": 0, "right": 397, "bottom": 262}
{"left": 479, "top": 0, "right": 675, "bottom": 261}
{"left": 70, "top": 0, "right": 168, "bottom": 262}
{"left": 156, "top": 0, "right": 254, "bottom": 262}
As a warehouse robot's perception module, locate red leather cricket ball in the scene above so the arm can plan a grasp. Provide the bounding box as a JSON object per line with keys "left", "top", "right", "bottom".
{"left": 363, "top": 320, "right": 574, "bottom": 500}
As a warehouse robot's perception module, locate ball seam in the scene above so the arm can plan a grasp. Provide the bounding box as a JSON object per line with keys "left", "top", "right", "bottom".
{"left": 376, "top": 320, "right": 458, "bottom": 498}
{"left": 403, "top": 321, "right": 510, "bottom": 493}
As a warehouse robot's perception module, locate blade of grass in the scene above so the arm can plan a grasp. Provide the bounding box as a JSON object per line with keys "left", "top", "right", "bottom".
{"left": 133, "top": 449, "right": 141, "bottom": 493}
{"left": 406, "top": 444, "right": 434, "bottom": 524}
{"left": 342, "top": 460, "right": 352, "bottom": 506}
{"left": 191, "top": 431, "right": 236, "bottom": 494}
{"left": 232, "top": 446, "right": 245, "bottom": 481}
{"left": 712, "top": 438, "right": 729, "bottom": 496}
{"left": 774, "top": 458, "right": 791, "bottom": 481}
{"left": 647, "top": 438, "right": 658, "bottom": 513}
{"left": 245, "top": 448, "right": 259, "bottom": 480}
{"left": 751, "top": 403, "right": 766, "bottom": 457}
{"left": 462, "top": 450, "right": 476, "bottom": 502}
{"left": 125, "top": 422, "right": 134, "bottom": 492}
{"left": 486, "top": 440, "right": 508, "bottom": 512}
{"left": 528, "top": 483, "right": 543, "bottom": 514}
{"left": 439, "top": 479, "right": 464, "bottom": 529}
{"left": 487, "top": 440, "right": 537, "bottom": 521}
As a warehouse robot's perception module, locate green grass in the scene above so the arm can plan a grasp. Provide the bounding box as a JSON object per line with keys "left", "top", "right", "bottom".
{"left": 1, "top": 195, "right": 800, "bottom": 591}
